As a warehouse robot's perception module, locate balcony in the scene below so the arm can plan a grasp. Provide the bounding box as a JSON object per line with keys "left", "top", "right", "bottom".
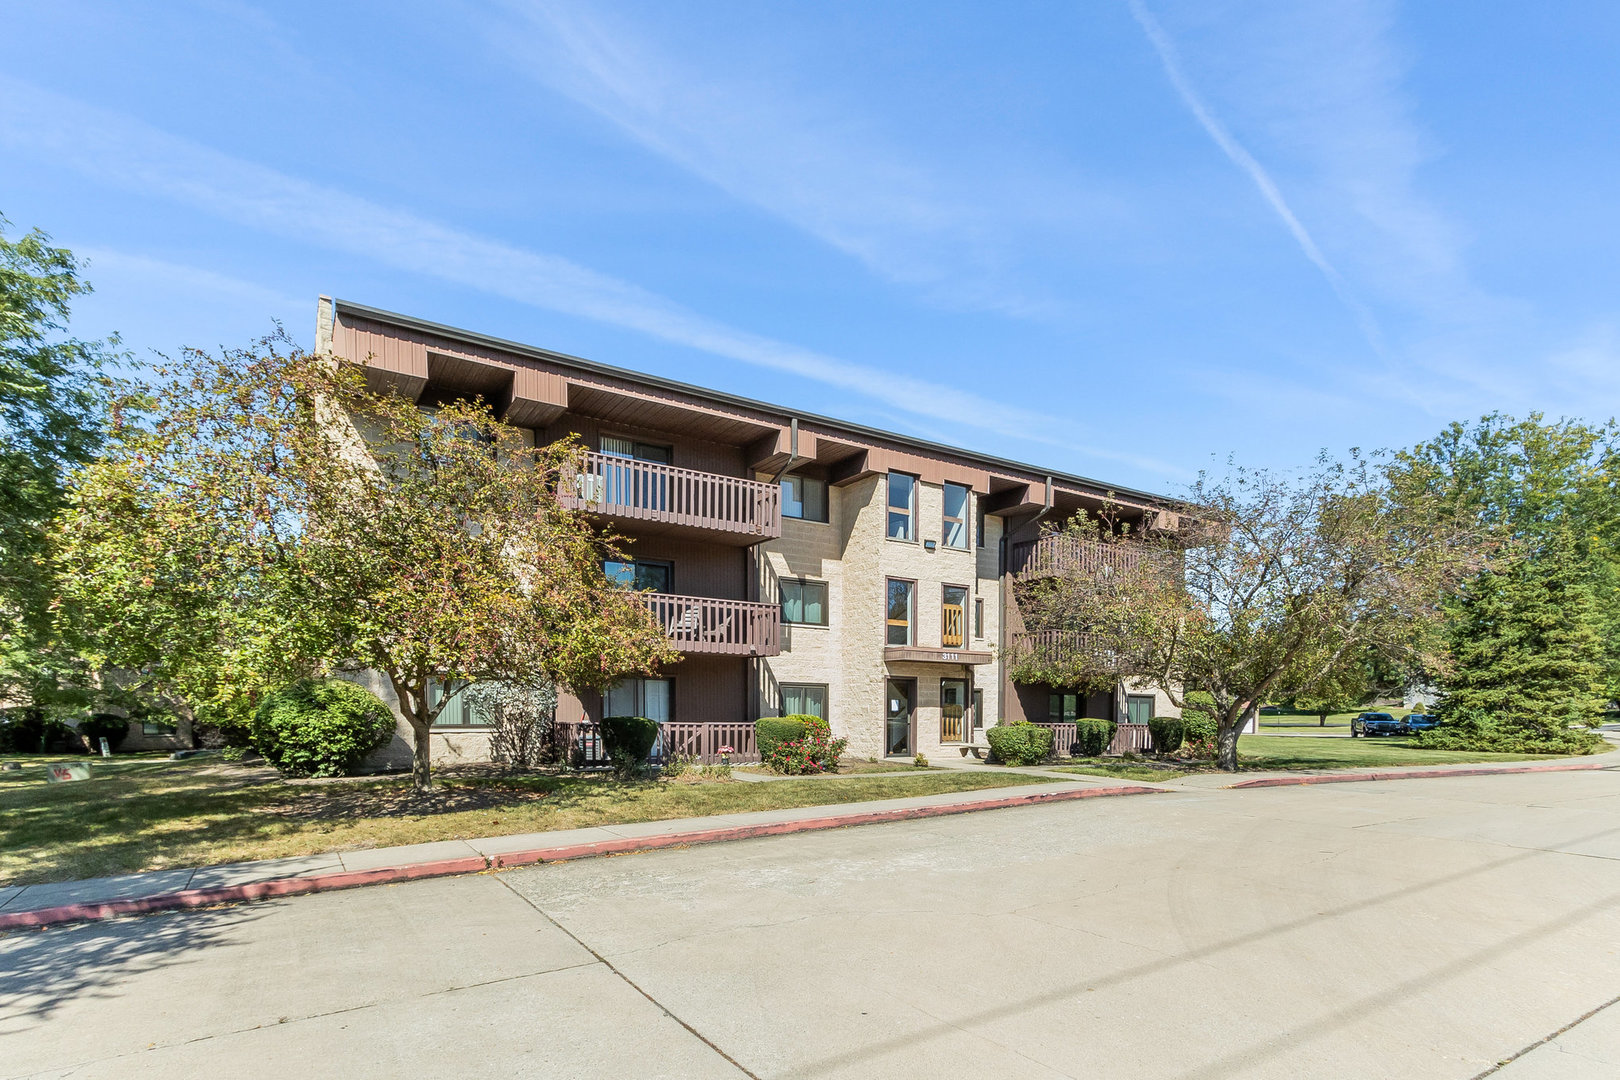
{"left": 639, "top": 592, "right": 781, "bottom": 657}
{"left": 1009, "top": 534, "right": 1151, "bottom": 581}
{"left": 561, "top": 451, "right": 782, "bottom": 545}
{"left": 1008, "top": 630, "right": 1112, "bottom": 667}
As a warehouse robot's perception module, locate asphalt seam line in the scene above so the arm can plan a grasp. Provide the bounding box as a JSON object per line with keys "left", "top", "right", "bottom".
{"left": 1468, "top": 991, "right": 1620, "bottom": 1078}
{"left": 494, "top": 873, "right": 763, "bottom": 1080}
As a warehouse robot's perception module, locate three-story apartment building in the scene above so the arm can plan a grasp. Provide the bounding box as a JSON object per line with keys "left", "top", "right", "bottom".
{"left": 318, "top": 298, "right": 1183, "bottom": 765}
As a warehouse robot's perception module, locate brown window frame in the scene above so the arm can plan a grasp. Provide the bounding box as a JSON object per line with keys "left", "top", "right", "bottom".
{"left": 886, "top": 472, "right": 918, "bottom": 543}
{"left": 885, "top": 577, "right": 916, "bottom": 646}
{"left": 941, "top": 583, "right": 969, "bottom": 648}
{"left": 942, "top": 482, "right": 971, "bottom": 550}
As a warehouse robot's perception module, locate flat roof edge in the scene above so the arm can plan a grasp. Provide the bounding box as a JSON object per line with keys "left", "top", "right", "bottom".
{"left": 328, "top": 298, "right": 1178, "bottom": 507}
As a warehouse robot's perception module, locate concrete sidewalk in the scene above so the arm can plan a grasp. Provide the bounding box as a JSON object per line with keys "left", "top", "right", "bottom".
{"left": 0, "top": 777, "right": 1158, "bottom": 931}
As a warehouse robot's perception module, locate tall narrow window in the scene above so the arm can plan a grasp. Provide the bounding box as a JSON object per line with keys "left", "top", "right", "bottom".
{"left": 940, "top": 678, "right": 968, "bottom": 743}
{"left": 942, "top": 483, "right": 970, "bottom": 549}
{"left": 942, "top": 585, "right": 968, "bottom": 647}
{"left": 781, "top": 474, "right": 828, "bottom": 522}
{"left": 973, "top": 689, "right": 985, "bottom": 732}
{"left": 976, "top": 507, "right": 987, "bottom": 548}
{"left": 887, "top": 472, "right": 916, "bottom": 541}
{"left": 886, "top": 579, "right": 915, "bottom": 646}
{"left": 973, "top": 597, "right": 985, "bottom": 639}
{"left": 781, "top": 684, "right": 827, "bottom": 720}
{"left": 780, "top": 579, "right": 829, "bottom": 625}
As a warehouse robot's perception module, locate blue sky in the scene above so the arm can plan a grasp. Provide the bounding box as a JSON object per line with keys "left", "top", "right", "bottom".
{"left": 4, "top": 1, "right": 1618, "bottom": 492}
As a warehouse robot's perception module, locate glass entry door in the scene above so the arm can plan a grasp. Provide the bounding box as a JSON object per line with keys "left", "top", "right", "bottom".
{"left": 940, "top": 679, "right": 968, "bottom": 743}
{"left": 885, "top": 678, "right": 914, "bottom": 756}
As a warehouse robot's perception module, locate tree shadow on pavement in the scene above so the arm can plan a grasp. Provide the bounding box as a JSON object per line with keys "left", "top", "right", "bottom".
{"left": 0, "top": 905, "right": 262, "bottom": 1032}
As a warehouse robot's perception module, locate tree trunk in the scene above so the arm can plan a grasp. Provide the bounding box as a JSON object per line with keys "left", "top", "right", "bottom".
{"left": 1217, "top": 722, "right": 1240, "bottom": 772}
{"left": 1319, "top": 713, "right": 1327, "bottom": 727}
{"left": 409, "top": 719, "right": 433, "bottom": 792}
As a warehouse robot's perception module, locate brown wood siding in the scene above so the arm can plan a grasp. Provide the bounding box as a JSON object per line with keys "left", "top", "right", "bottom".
{"left": 546, "top": 415, "right": 747, "bottom": 477}
{"left": 560, "top": 656, "right": 749, "bottom": 726}
{"left": 616, "top": 535, "right": 747, "bottom": 599}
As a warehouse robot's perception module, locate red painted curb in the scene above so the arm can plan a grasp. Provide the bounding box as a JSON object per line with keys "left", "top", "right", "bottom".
{"left": 0, "top": 856, "right": 488, "bottom": 932}
{"left": 489, "top": 783, "right": 1164, "bottom": 868}
{"left": 1227, "top": 760, "right": 1613, "bottom": 789}
{"left": 0, "top": 785, "right": 1160, "bottom": 931}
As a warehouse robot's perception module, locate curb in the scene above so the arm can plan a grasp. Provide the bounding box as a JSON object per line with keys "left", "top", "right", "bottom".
{"left": 0, "top": 783, "right": 1162, "bottom": 932}
{"left": 1227, "top": 760, "right": 1614, "bottom": 789}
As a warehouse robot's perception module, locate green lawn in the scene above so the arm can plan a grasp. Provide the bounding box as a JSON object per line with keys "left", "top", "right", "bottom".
{"left": 0, "top": 756, "right": 1052, "bottom": 886}
{"left": 1234, "top": 734, "right": 1600, "bottom": 771}
{"left": 735, "top": 757, "right": 934, "bottom": 777}
{"left": 1047, "top": 762, "right": 1193, "bottom": 782}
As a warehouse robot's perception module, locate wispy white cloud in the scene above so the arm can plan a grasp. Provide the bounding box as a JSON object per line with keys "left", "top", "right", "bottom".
{"left": 0, "top": 76, "right": 1184, "bottom": 477}
{"left": 483, "top": 1, "right": 1120, "bottom": 318}
{"left": 1128, "top": 0, "right": 1386, "bottom": 354}
{"left": 76, "top": 248, "right": 303, "bottom": 314}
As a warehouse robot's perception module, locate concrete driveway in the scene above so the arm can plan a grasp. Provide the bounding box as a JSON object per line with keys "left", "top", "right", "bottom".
{"left": 5, "top": 769, "right": 1620, "bottom": 1079}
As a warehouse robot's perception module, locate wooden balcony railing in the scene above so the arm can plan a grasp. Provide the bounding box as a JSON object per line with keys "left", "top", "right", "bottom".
{"left": 1010, "top": 534, "right": 1149, "bottom": 581}
{"left": 553, "top": 721, "right": 760, "bottom": 766}
{"left": 1035, "top": 722, "right": 1153, "bottom": 757}
{"left": 639, "top": 592, "right": 781, "bottom": 657}
{"left": 1009, "top": 629, "right": 1108, "bottom": 664}
{"left": 941, "top": 603, "right": 965, "bottom": 648}
{"left": 562, "top": 451, "right": 782, "bottom": 541}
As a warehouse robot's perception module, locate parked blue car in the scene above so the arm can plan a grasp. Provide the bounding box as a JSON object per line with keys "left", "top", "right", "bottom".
{"left": 1404, "top": 713, "right": 1437, "bottom": 733}
{"left": 1352, "top": 712, "right": 1406, "bottom": 737}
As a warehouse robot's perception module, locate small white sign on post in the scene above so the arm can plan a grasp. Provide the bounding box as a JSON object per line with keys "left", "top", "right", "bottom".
{"left": 99, "top": 737, "right": 111, "bottom": 758}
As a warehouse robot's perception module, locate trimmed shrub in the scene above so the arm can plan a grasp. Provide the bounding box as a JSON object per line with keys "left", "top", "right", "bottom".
{"left": 1414, "top": 710, "right": 1605, "bottom": 755}
{"left": 764, "top": 718, "right": 847, "bottom": 775}
{"left": 252, "top": 679, "right": 396, "bottom": 778}
{"left": 1181, "top": 691, "right": 1219, "bottom": 758}
{"left": 600, "top": 715, "right": 660, "bottom": 778}
{"left": 756, "top": 715, "right": 811, "bottom": 758}
{"left": 1073, "top": 717, "right": 1116, "bottom": 757}
{"left": 78, "top": 714, "right": 130, "bottom": 753}
{"left": 1148, "top": 716, "right": 1185, "bottom": 755}
{"left": 986, "top": 721, "right": 1054, "bottom": 766}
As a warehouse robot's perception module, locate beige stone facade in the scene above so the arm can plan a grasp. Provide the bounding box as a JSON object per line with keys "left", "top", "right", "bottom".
{"left": 322, "top": 298, "right": 1187, "bottom": 767}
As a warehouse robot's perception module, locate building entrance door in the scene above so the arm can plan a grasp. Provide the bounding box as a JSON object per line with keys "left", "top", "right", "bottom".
{"left": 885, "top": 678, "right": 915, "bottom": 756}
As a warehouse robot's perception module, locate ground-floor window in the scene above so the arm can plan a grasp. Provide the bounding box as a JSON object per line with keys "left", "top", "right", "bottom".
{"left": 1049, "top": 691, "right": 1082, "bottom": 724}
{"left": 973, "top": 689, "right": 985, "bottom": 733}
{"left": 940, "top": 678, "right": 968, "bottom": 743}
{"left": 429, "top": 680, "right": 492, "bottom": 727}
{"left": 605, "top": 677, "right": 674, "bottom": 722}
{"left": 1126, "top": 694, "right": 1154, "bottom": 726}
{"left": 780, "top": 683, "right": 827, "bottom": 719}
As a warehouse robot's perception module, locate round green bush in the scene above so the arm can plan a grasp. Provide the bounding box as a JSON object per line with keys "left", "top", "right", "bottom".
{"left": 1147, "top": 716, "right": 1185, "bottom": 755}
{"left": 985, "top": 721, "right": 1054, "bottom": 766}
{"left": 252, "top": 679, "right": 396, "bottom": 778}
{"left": 601, "top": 715, "right": 660, "bottom": 776}
{"left": 1073, "top": 717, "right": 1116, "bottom": 757}
{"left": 756, "top": 716, "right": 811, "bottom": 758}
{"left": 78, "top": 714, "right": 130, "bottom": 753}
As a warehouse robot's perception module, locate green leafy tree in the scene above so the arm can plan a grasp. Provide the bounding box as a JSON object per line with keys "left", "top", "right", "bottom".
{"left": 1026, "top": 456, "right": 1480, "bottom": 770}
{"left": 58, "top": 333, "right": 675, "bottom": 789}
{"left": 0, "top": 217, "right": 123, "bottom": 715}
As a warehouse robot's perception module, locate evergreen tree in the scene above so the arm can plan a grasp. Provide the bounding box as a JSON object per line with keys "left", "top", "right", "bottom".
{"left": 1442, "top": 527, "right": 1607, "bottom": 735}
